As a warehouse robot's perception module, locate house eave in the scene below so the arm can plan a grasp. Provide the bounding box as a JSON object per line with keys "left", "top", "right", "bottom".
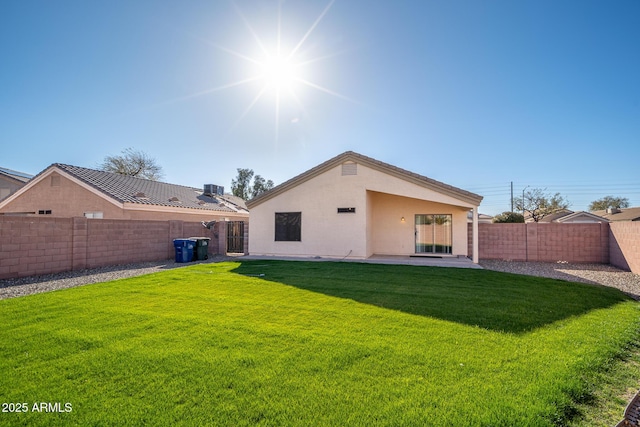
{"left": 122, "top": 202, "right": 248, "bottom": 216}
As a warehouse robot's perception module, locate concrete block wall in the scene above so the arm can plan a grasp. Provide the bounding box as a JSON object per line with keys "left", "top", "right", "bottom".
{"left": 610, "top": 222, "right": 640, "bottom": 274}
{"left": 0, "top": 217, "right": 74, "bottom": 278}
{"left": 84, "top": 219, "right": 173, "bottom": 269}
{"left": 0, "top": 217, "right": 224, "bottom": 280}
{"left": 476, "top": 223, "right": 527, "bottom": 261}
{"left": 470, "top": 222, "right": 610, "bottom": 264}
{"left": 534, "top": 223, "right": 609, "bottom": 264}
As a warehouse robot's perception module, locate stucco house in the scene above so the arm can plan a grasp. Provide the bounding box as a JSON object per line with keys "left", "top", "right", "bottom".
{"left": 0, "top": 166, "right": 33, "bottom": 201}
{"left": 0, "top": 163, "right": 248, "bottom": 223}
{"left": 246, "top": 151, "right": 483, "bottom": 263}
{"left": 535, "top": 210, "right": 609, "bottom": 223}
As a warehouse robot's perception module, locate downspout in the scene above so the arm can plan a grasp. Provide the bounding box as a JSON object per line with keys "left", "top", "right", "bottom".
{"left": 472, "top": 206, "right": 479, "bottom": 264}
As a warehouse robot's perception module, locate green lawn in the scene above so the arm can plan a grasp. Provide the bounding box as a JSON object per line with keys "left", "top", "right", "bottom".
{"left": 0, "top": 260, "right": 638, "bottom": 426}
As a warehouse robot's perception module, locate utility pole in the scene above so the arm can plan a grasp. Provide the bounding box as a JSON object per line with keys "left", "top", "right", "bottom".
{"left": 510, "top": 182, "right": 513, "bottom": 212}
{"left": 522, "top": 185, "right": 529, "bottom": 217}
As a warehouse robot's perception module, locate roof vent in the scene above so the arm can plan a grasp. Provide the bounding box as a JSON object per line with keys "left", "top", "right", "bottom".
{"left": 134, "top": 192, "right": 148, "bottom": 199}
{"left": 341, "top": 162, "right": 357, "bottom": 176}
{"left": 204, "top": 184, "right": 224, "bottom": 196}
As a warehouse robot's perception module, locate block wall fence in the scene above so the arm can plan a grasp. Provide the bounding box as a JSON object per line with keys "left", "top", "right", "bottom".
{"left": 1, "top": 218, "right": 637, "bottom": 280}
{"left": 469, "top": 222, "right": 640, "bottom": 274}
{"left": 0, "top": 217, "right": 246, "bottom": 280}
{"left": 609, "top": 221, "right": 640, "bottom": 274}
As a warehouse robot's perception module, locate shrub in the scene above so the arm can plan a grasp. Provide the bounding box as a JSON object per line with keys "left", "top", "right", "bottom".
{"left": 493, "top": 211, "right": 525, "bottom": 223}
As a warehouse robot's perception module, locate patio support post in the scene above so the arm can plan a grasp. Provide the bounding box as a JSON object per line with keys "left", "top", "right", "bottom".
{"left": 472, "top": 206, "right": 479, "bottom": 264}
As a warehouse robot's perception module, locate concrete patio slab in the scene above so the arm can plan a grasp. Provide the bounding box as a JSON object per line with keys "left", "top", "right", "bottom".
{"left": 237, "top": 254, "right": 483, "bottom": 269}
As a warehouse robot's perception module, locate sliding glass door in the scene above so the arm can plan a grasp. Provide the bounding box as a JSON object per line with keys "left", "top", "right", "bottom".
{"left": 415, "top": 214, "right": 452, "bottom": 254}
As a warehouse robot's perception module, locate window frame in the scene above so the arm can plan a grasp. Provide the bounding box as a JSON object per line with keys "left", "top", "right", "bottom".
{"left": 274, "top": 212, "right": 302, "bottom": 242}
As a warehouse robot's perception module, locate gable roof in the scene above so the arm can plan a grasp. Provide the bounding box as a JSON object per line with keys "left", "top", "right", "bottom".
{"left": 591, "top": 207, "right": 640, "bottom": 222}
{"left": 2, "top": 163, "right": 246, "bottom": 214}
{"left": 246, "top": 151, "right": 483, "bottom": 209}
{"left": 532, "top": 209, "right": 574, "bottom": 223}
{"left": 0, "top": 166, "right": 33, "bottom": 184}
{"left": 556, "top": 211, "right": 609, "bottom": 223}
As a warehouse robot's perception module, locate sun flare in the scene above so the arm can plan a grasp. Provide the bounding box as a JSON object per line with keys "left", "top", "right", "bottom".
{"left": 261, "top": 54, "right": 299, "bottom": 92}
{"left": 159, "top": 0, "right": 353, "bottom": 144}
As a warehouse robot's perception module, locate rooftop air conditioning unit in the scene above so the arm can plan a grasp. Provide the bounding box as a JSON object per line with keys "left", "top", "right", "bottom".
{"left": 204, "top": 184, "right": 224, "bottom": 196}
{"left": 606, "top": 207, "right": 621, "bottom": 215}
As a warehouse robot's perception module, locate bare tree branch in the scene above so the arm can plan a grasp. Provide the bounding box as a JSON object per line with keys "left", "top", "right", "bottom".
{"left": 100, "top": 148, "right": 164, "bottom": 181}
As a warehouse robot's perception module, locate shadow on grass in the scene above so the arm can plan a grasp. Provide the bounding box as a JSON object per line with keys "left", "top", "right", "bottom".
{"left": 232, "top": 260, "right": 630, "bottom": 334}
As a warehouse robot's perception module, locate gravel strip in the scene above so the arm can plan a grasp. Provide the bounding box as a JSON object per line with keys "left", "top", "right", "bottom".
{"left": 480, "top": 260, "right": 640, "bottom": 300}
{"left": 2, "top": 257, "right": 639, "bottom": 301}
{"left": 0, "top": 256, "right": 232, "bottom": 300}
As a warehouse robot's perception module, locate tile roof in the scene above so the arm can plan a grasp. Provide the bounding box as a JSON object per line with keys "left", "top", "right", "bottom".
{"left": 591, "top": 207, "right": 640, "bottom": 221}
{"left": 532, "top": 209, "right": 574, "bottom": 223}
{"left": 0, "top": 167, "right": 33, "bottom": 183}
{"left": 52, "top": 164, "right": 243, "bottom": 213}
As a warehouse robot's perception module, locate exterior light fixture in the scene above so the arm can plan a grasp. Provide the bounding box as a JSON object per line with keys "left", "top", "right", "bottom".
{"left": 401, "top": 217, "right": 405, "bottom": 223}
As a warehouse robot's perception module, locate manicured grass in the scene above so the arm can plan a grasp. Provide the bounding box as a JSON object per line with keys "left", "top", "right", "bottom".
{"left": 0, "top": 260, "right": 638, "bottom": 426}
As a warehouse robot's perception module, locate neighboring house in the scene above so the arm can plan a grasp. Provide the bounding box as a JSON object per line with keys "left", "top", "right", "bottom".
{"left": 0, "top": 163, "right": 248, "bottom": 223}
{"left": 525, "top": 209, "right": 573, "bottom": 223}
{"left": 0, "top": 167, "right": 33, "bottom": 201}
{"left": 467, "top": 212, "right": 493, "bottom": 224}
{"left": 534, "top": 209, "right": 609, "bottom": 223}
{"left": 555, "top": 211, "right": 609, "bottom": 223}
{"left": 591, "top": 207, "right": 640, "bottom": 222}
{"left": 246, "top": 151, "right": 483, "bottom": 262}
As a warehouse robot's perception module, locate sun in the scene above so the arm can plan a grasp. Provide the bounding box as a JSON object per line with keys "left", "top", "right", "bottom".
{"left": 154, "top": 0, "right": 354, "bottom": 144}
{"left": 261, "top": 54, "right": 299, "bottom": 92}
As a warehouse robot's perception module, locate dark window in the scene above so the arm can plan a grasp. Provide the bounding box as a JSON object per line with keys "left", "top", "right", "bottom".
{"left": 275, "top": 212, "right": 301, "bottom": 241}
{"left": 38, "top": 210, "right": 52, "bottom": 215}
{"left": 337, "top": 207, "right": 356, "bottom": 213}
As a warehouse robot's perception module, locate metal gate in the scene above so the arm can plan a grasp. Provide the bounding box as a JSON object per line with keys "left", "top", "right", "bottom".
{"left": 226, "top": 221, "right": 245, "bottom": 254}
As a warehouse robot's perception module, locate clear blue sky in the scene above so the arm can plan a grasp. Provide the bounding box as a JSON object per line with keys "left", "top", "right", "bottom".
{"left": 2, "top": 0, "right": 638, "bottom": 215}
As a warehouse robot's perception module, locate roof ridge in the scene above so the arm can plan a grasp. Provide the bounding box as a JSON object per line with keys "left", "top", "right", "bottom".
{"left": 247, "top": 151, "right": 483, "bottom": 208}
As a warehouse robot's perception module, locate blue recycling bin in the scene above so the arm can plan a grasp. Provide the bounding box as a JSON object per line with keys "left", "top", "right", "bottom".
{"left": 173, "top": 239, "right": 195, "bottom": 263}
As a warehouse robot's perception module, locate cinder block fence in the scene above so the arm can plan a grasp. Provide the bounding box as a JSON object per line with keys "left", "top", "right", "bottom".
{"left": 1, "top": 217, "right": 638, "bottom": 279}
{"left": 469, "top": 222, "right": 640, "bottom": 274}
{"left": 0, "top": 217, "right": 240, "bottom": 280}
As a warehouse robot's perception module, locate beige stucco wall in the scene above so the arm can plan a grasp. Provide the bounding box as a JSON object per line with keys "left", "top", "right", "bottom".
{"left": 248, "top": 165, "right": 368, "bottom": 258}
{"left": 369, "top": 191, "right": 470, "bottom": 257}
{"left": 0, "top": 171, "right": 247, "bottom": 223}
{"left": 249, "top": 162, "right": 475, "bottom": 259}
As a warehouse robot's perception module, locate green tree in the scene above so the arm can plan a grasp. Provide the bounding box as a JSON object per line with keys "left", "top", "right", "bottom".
{"left": 514, "top": 188, "right": 570, "bottom": 222}
{"left": 492, "top": 211, "right": 525, "bottom": 223}
{"left": 588, "top": 196, "right": 629, "bottom": 211}
{"left": 100, "top": 148, "right": 164, "bottom": 181}
{"left": 231, "top": 169, "right": 275, "bottom": 200}
{"left": 251, "top": 175, "right": 274, "bottom": 199}
{"left": 231, "top": 168, "right": 254, "bottom": 200}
